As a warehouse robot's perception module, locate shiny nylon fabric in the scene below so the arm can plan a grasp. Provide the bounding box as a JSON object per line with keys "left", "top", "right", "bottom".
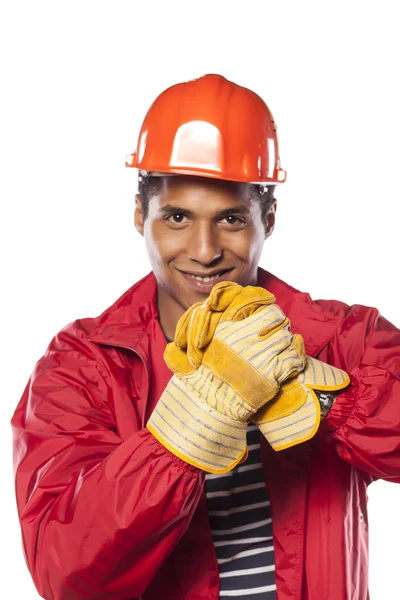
{"left": 11, "top": 269, "right": 400, "bottom": 599}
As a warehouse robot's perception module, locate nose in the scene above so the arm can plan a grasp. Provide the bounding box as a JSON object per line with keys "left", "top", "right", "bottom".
{"left": 186, "top": 221, "right": 223, "bottom": 265}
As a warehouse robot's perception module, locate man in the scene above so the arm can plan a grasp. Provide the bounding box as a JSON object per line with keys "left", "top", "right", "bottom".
{"left": 12, "top": 74, "right": 400, "bottom": 599}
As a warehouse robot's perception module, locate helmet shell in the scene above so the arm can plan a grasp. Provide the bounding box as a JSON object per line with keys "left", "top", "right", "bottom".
{"left": 126, "top": 74, "right": 286, "bottom": 184}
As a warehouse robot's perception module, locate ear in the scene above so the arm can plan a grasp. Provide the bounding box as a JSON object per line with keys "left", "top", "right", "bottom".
{"left": 264, "top": 201, "right": 277, "bottom": 239}
{"left": 134, "top": 194, "right": 144, "bottom": 236}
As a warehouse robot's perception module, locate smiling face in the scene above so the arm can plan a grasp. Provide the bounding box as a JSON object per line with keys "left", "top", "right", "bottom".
{"left": 134, "top": 175, "right": 276, "bottom": 340}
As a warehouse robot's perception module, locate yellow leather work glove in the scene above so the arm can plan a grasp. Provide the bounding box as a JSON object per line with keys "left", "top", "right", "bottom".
{"left": 163, "top": 281, "right": 350, "bottom": 453}
{"left": 251, "top": 356, "right": 350, "bottom": 450}
{"left": 147, "top": 282, "right": 306, "bottom": 474}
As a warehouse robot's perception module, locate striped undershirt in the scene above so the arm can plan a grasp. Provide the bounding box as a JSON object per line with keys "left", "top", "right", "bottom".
{"left": 205, "top": 424, "right": 276, "bottom": 598}
{"left": 162, "top": 334, "right": 276, "bottom": 595}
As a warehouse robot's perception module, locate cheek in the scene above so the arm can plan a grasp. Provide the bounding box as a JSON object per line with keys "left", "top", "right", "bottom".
{"left": 144, "top": 223, "right": 183, "bottom": 265}
{"left": 227, "top": 227, "right": 264, "bottom": 261}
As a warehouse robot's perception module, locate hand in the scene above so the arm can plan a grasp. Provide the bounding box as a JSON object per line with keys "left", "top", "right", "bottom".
{"left": 147, "top": 282, "right": 306, "bottom": 474}
{"left": 251, "top": 356, "right": 350, "bottom": 450}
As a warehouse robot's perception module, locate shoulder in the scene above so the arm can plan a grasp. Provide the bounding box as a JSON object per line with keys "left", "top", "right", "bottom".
{"left": 259, "top": 266, "right": 388, "bottom": 330}
{"left": 314, "top": 298, "right": 398, "bottom": 342}
{"left": 314, "top": 298, "right": 400, "bottom": 374}
{"left": 314, "top": 298, "right": 381, "bottom": 329}
{"left": 258, "top": 268, "right": 398, "bottom": 362}
{"left": 42, "top": 271, "right": 157, "bottom": 356}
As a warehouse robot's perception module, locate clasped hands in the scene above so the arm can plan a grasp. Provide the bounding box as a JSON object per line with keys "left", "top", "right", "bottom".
{"left": 147, "top": 282, "right": 350, "bottom": 474}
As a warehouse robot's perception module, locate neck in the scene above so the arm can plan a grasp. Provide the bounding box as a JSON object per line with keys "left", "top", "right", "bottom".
{"left": 156, "top": 287, "right": 186, "bottom": 342}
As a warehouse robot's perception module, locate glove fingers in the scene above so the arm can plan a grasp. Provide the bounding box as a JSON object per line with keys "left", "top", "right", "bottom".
{"left": 220, "top": 286, "right": 276, "bottom": 322}
{"left": 176, "top": 283, "right": 276, "bottom": 353}
{"left": 164, "top": 342, "right": 195, "bottom": 375}
{"left": 216, "top": 315, "right": 294, "bottom": 383}
{"left": 172, "top": 283, "right": 288, "bottom": 375}
{"left": 176, "top": 282, "right": 243, "bottom": 365}
{"left": 258, "top": 316, "right": 290, "bottom": 341}
{"left": 192, "top": 284, "right": 275, "bottom": 348}
{"left": 191, "top": 303, "right": 225, "bottom": 348}
{"left": 187, "top": 308, "right": 224, "bottom": 368}
{"left": 215, "top": 304, "right": 288, "bottom": 349}
{"left": 183, "top": 283, "right": 270, "bottom": 368}
{"left": 206, "top": 281, "right": 243, "bottom": 311}
{"left": 174, "top": 301, "right": 204, "bottom": 349}
{"left": 275, "top": 334, "right": 307, "bottom": 383}
{"left": 300, "top": 357, "right": 350, "bottom": 392}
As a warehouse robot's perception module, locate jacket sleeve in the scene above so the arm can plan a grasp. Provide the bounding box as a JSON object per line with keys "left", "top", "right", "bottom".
{"left": 318, "top": 302, "right": 400, "bottom": 482}
{"left": 11, "top": 324, "right": 205, "bottom": 600}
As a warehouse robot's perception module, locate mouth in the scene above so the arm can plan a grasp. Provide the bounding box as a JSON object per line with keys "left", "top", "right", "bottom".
{"left": 177, "top": 268, "right": 235, "bottom": 292}
{"left": 179, "top": 268, "right": 233, "bottom": 281}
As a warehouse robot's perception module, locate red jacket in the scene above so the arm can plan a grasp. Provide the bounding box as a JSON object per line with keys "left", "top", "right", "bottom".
{"left": 12, "top": 269, "right": 400, "bottom": 600}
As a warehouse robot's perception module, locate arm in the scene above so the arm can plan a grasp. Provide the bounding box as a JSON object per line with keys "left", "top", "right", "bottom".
{"left": 318, "top": 303, "right": 400, "bottom": 482}
{"left": 12, "top": 324, "right": 204, "bottom": 600}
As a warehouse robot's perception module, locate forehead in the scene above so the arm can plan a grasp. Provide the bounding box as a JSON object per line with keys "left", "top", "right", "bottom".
{"left": 156, "top": 175, "right": 254, "bottom": 207}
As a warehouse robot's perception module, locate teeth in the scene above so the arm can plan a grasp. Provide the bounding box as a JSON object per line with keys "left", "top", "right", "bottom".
{"left": 189, "top": 273, "right": 223, "bottom": 282}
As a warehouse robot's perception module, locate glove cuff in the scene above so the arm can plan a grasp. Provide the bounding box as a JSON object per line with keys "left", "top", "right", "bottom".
{"left": 147, "top": 375, "right": 248, "bottom": 474}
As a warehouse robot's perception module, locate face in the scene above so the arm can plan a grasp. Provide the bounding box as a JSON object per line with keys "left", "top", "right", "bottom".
{"left": 134, "top": 176, "right": 276, "bottom": 339}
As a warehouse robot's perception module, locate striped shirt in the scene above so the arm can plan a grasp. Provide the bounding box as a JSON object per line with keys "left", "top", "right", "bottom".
{"left": 205, "top": 424, "right": 277, "bottom": 598}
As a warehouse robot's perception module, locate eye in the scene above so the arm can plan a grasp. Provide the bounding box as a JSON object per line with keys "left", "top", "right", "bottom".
{"left": 165, "top": 212, "right": 189, "bottom": 226}
{"left": 221, "top": 215, "right": 247, "bottom": 228}
{"left": 223, "top": 215, "right": 241, "bottom": 224}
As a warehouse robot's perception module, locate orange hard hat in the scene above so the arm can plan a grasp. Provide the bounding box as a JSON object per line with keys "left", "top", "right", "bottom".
{"left": 126, "top": 74, "right": 286, "bottom": 184}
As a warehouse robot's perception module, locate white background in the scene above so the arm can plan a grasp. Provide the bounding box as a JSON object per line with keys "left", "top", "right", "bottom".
{"left": 1, "top": 1, "right": 399, "bottom": 598}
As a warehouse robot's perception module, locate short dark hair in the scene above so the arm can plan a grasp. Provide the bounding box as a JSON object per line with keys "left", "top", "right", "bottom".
{"left": 137, "top": 174, "right": 276, "bottom": 223}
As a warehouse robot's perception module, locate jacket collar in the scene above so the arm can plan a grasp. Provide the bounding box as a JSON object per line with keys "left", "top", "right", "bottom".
{"left": 88, "top": 268, "right": 343, "bottom": 358}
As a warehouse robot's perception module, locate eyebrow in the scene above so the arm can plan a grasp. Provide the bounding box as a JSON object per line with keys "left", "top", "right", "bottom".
{"left": 159, "top": 204, "right": 251, "bottom": 217}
